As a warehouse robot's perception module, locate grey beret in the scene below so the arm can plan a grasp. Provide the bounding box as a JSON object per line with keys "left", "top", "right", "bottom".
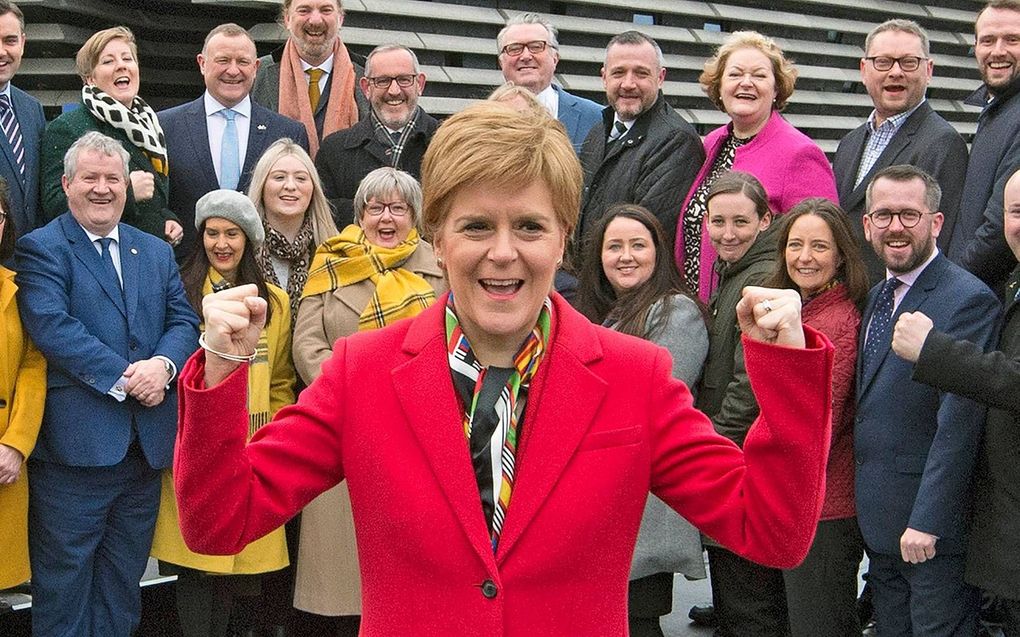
{"left": 194, "top": 189, "right": 265, "bottom": 246}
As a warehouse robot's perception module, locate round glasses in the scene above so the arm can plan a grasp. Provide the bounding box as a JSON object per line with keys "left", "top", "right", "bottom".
{"left": 867, "top": 209, "right": 931, "bottom": 228}
{"left": 500, "top": 40, "right": 552, "bottom": 57}
{"left": 364, "top": 201, "right": 410, "bottom": 217}
{"left": 863, "top": 55, "right": 926, "bottom": 72}
{"left": 365, "top": 74, "right": 417, "bottom": 89}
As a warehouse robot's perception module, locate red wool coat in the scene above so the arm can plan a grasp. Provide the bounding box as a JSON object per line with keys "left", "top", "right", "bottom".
{"left": 174, "top": 293, "right": 833, "bottom": 636}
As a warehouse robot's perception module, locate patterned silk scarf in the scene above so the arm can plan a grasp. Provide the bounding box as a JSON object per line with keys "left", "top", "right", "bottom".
{"left": 446, "top": 293, "right": 551, "bottom": 552}
{"left": 301, "top": 224, "right": 436, "bottom": 331}
{"left": 257, "top": 218, "right": 315, "bottom": 319}
{"left": 81, "top": 85, "right": 168, "bottom": 175}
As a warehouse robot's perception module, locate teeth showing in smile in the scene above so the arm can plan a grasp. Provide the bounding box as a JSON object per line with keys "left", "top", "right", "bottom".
{"left": 480, "top": 279, "right": 523, "bottom": 295}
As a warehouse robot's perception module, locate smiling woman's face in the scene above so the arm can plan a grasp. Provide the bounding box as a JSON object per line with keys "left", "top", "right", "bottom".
{"left": 262, "top": 154, "right": 313, "bottom": 225}
{"left": 719, "top": 47, "right": 776, "bottom": 134}
{"left": 86, "top": 38, "right": 139, "bottom": 107}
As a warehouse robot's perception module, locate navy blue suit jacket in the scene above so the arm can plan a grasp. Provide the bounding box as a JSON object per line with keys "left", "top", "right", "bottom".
{"left": 554, "top": 85, "right": 602, "bottom": 153}
{"left": 159, "top": 96, "right": 309, "bottom": 257}
{"left": 0, "top": 85, "right": 45, "bottom": 236}
{"left": 15, "top": 214, "right": 199, "bottom": 469}
{"left": 854, "top": 253, "right": 1000, "bottom": 556}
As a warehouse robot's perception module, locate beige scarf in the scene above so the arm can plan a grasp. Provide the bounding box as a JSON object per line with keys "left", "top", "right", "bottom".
{"left": 277, "top": 37, "right": 359, "bottom": 158}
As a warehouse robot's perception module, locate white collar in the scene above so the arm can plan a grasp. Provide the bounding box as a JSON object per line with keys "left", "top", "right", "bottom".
{"left": 204, "top": 92, "right": 252, "bottom": 118}
{"left": 80, "top": 223, "right": 121, "bottom": 244}
{"left": 300, "top": 53, "right": 335, "bottom": 75}
{"left": 886, "top": 247, "right": 939, "bottom": 288}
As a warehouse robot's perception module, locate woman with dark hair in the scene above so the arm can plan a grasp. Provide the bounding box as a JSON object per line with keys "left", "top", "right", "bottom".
{"left": 150, "top": 189, "right": 295, "bottom": 637}
{"left": 696, "top": 170, "right": 786, "bottom": 637}
{"left": 577, "top": 203, "right": 708, "bottom": 637}
{"left": 0, "top": 176, "right": 46, "bottom": 593}
{"left": 766, "top": 198, "right": 869, "bottom": 637}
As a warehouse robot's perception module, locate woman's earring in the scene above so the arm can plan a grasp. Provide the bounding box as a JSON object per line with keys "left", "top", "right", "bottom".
{"left": 436, "top": 257, "right": 444, "bottom": 268}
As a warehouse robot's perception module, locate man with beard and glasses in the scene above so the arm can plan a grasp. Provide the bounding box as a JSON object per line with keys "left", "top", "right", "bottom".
{"left": 315, "top": 44, "right": 437, "bottom": 229}
{"left": 576, "top": 31, "right": 702, "bottom": 273}
{"left": 251, "top": 0, "right": 367, "bottom": 158}
{"left": 946, "top": 0, "right": 1020, "bottom": 294}
{"left": 855, "top": 164, "right": 1000, "bottom": 637}
{"left": 495, "top": 13, "right": 602, "bottom": 153}
{"left": 833, "top": 19, "right": 968, "bottom": 285}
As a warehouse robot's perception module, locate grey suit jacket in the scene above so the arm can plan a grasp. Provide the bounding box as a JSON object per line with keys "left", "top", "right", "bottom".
{"left": 832, "top": 101, "right": 968, "bottom": 284}
{"left": 251, "top": 52, "right": 369, "bottom": 140}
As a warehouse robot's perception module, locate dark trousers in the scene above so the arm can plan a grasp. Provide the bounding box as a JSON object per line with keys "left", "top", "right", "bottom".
{"left": 783, "top": 517, "right": 864, "bottom": 637}
{"left": 172, "top": 567, "right": 260, "bottom": 637}
{"left": 28, "top": 444, "right": 160, "bottom": 637}
{"left": 707, "top": 546, "right": 788, "bottom": 637}
{"left": 868, "top": 551, "right": 979, "bottom": 636}
{"left": 628, "top": 572, "right": 673, "bottom": 637}
{"left": 1000, "top": 596, "right": 1020, "bottom": 637}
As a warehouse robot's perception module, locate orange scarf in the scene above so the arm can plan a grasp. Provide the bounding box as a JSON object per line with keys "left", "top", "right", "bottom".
{"left": 277, "top": 36, "right": 359, "bottom": 158}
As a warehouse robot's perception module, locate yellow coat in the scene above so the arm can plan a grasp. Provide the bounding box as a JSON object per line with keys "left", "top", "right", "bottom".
{"left": 151, "top": 276, "right": 295, "bottom": 573}
{"left": 0, "top": 266, "right": 46, "bottom": 589}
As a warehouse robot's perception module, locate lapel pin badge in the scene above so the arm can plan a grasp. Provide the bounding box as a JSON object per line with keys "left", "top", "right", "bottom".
{"left": 257, "top": 124, "right": 267, "bottom": 130}
{"left": 130, "top": 248, "right": 138, "bottom": 255}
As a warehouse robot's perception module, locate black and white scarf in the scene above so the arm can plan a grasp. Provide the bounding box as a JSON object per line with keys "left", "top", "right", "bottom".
{"left": 371, "top": 107, "right": 420, "bottom": 168}
{"left": 81, "top": 84, "right": 168, "bottom": 175}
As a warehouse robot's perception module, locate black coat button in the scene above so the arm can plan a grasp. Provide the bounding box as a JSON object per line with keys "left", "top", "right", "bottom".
{"left": 480, "top": 579, "right": 498, "bottom": 599}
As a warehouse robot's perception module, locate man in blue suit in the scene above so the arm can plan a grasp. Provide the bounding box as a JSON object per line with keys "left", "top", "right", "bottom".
{"left": 160, "top": 23, "right": 308, "bottom": 260}
{"left": 855, "top": 164, "right": 1000, "bottom": 636}
{"left": 497, "top": 13, "right": 602, "bottom": 152}
{"left": 0, "top": 1, "right": 44, "bottom": 237}
{"left": 15, "top": 131, "right": 199, "bottom": 636}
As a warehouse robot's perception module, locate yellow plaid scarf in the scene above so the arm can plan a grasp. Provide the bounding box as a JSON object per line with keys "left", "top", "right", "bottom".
{"left": 302, "top": 224, "right": 436, "bottom": 331}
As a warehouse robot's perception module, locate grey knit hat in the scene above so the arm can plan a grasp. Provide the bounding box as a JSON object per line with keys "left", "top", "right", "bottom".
{"left": 194, "top": 189, "right": 265, "bottom": 246}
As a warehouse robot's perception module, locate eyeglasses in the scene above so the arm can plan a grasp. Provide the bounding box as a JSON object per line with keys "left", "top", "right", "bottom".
{"left": 365, "top": 74, "right": 417, "bottom": 89}
{"left": 500, "top": 40, "right": 552, "bottom": 57}
{"left": 0, "top": 210, "right": 6, "bottom": 224}
{"left": 364, "top": 201, "right": 410, "bottom": 217}
{"left": 863, "top": 55, "right": 927, "bottom": 72}
{"left": 867, "top": 209, "right": 931, "bottom": 228}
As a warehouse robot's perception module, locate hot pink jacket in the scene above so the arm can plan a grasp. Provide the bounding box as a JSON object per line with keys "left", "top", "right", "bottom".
{"left": 675, "top": 111, "right": 838, "bottom": 301}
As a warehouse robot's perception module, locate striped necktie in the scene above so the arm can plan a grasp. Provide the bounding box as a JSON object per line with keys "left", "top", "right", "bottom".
{"left": 0, "top": 94, "right": 25, "bottom": 176}
{"left": 608, "top": 120, "right": 628, "bottom": 142}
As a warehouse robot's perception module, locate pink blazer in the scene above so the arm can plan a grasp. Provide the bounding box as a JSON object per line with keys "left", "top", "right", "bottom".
{"left": 174, "top": 293, "right": 834, "bottom": 636}
{"left": 675, "top": 111, "right": 839, "bottom": 301}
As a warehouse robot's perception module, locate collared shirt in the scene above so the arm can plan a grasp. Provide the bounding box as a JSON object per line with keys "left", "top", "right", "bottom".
{"left": 609, "top": 115, "right": 633, "bottom": 140}
{"left": 300, "top": 53, "right": 334, "bottom": 94}
{"left": 81, "top": 223, "right": 123, "bottom": 284}
{"left": 535, "top": 85, "right": 558, "bottom": 119}
{"left": 79, "top": 222, "right": 177, "bottom": 399}
{"left": 204, "top": 92, "right": 252, "bottom": 184}
{"left": 854, "top": 100, "right": 925, "bottom": 188}
{"left": 864, "top": 247, "right": 940, "bottom": 343}
{"left": 888, "top": 246, "right": 939, "bottom": 312}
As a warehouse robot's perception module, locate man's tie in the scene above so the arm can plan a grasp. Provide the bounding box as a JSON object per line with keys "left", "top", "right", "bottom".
{"left": 0, "top": 94, "right": 25, "bottom": 176}
{"left": 220, "top": 108, "right": 240, "bottom": 190}
{"left": 389, "top": 129, "right": 401, "bottom": 146}
{"left": 307, "top": 68, "right": 324, "bottom": 114}
{"left": 97, "top": 237, "right": 124, "bottom": 300}
{"left": 607, "top": 120, "right": 628, "bottom": 143}
{"left": 862, "top": 277, "right": 902, "bottom": 379}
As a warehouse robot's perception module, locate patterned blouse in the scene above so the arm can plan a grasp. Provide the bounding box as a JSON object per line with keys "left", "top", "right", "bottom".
{"left": 680, "top": 133, "right": 753, "bottom": 290}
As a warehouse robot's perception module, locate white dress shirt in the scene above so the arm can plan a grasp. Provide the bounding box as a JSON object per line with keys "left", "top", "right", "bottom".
{"left": 205, "top": 92, "right": 252, "bottom": 185}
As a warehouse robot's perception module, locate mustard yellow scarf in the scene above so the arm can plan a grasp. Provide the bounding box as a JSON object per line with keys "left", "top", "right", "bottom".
{"left": 302, "top": 225, "right": 436, "bottom": 331}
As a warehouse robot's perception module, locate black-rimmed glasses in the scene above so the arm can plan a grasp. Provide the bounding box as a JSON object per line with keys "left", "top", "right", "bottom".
{"left": 863, "top": 55, "right": 927, "bottom": 72}
{"left": 867, "top": 209, "right": 931, "bottom": 228}
{"left": 364, "top": 201, "right": 410, "bottom": 217}
{"left": 365, "top": 74, "right": 417, "bottom": 89}
{"left": 500, "top": 40, "right": 552, "bottom": 57}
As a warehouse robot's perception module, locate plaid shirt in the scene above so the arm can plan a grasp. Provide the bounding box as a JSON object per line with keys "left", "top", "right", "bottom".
{"left": 371, "top": 107, "right": 421, "bottom": 168}
{"left": 854, "top": 100, "right": 925, "bottom": 188}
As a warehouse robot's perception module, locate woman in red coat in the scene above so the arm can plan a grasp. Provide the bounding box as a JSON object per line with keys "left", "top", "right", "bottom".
{"left": 173, "top": 102, "right": 835, "bottom": 636}
{"left": 767, "top": 198, "right": 871, "bottom": 637}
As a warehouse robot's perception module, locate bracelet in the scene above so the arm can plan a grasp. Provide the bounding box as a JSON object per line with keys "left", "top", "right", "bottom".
{"left": 198, "top": 332, "right": 258, "bottom": 363}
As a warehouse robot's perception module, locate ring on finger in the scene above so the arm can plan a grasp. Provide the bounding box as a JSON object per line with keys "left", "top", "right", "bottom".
{"left": 761, "top": 299, "right": 773, "bottom": 313}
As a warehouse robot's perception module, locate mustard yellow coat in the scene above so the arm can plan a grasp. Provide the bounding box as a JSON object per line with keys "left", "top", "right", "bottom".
{"left": 151, "top": 278, "right": 295, "bottom": 573}
{"left": 0, "top": 266, "right": 46, "bottom": 589}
